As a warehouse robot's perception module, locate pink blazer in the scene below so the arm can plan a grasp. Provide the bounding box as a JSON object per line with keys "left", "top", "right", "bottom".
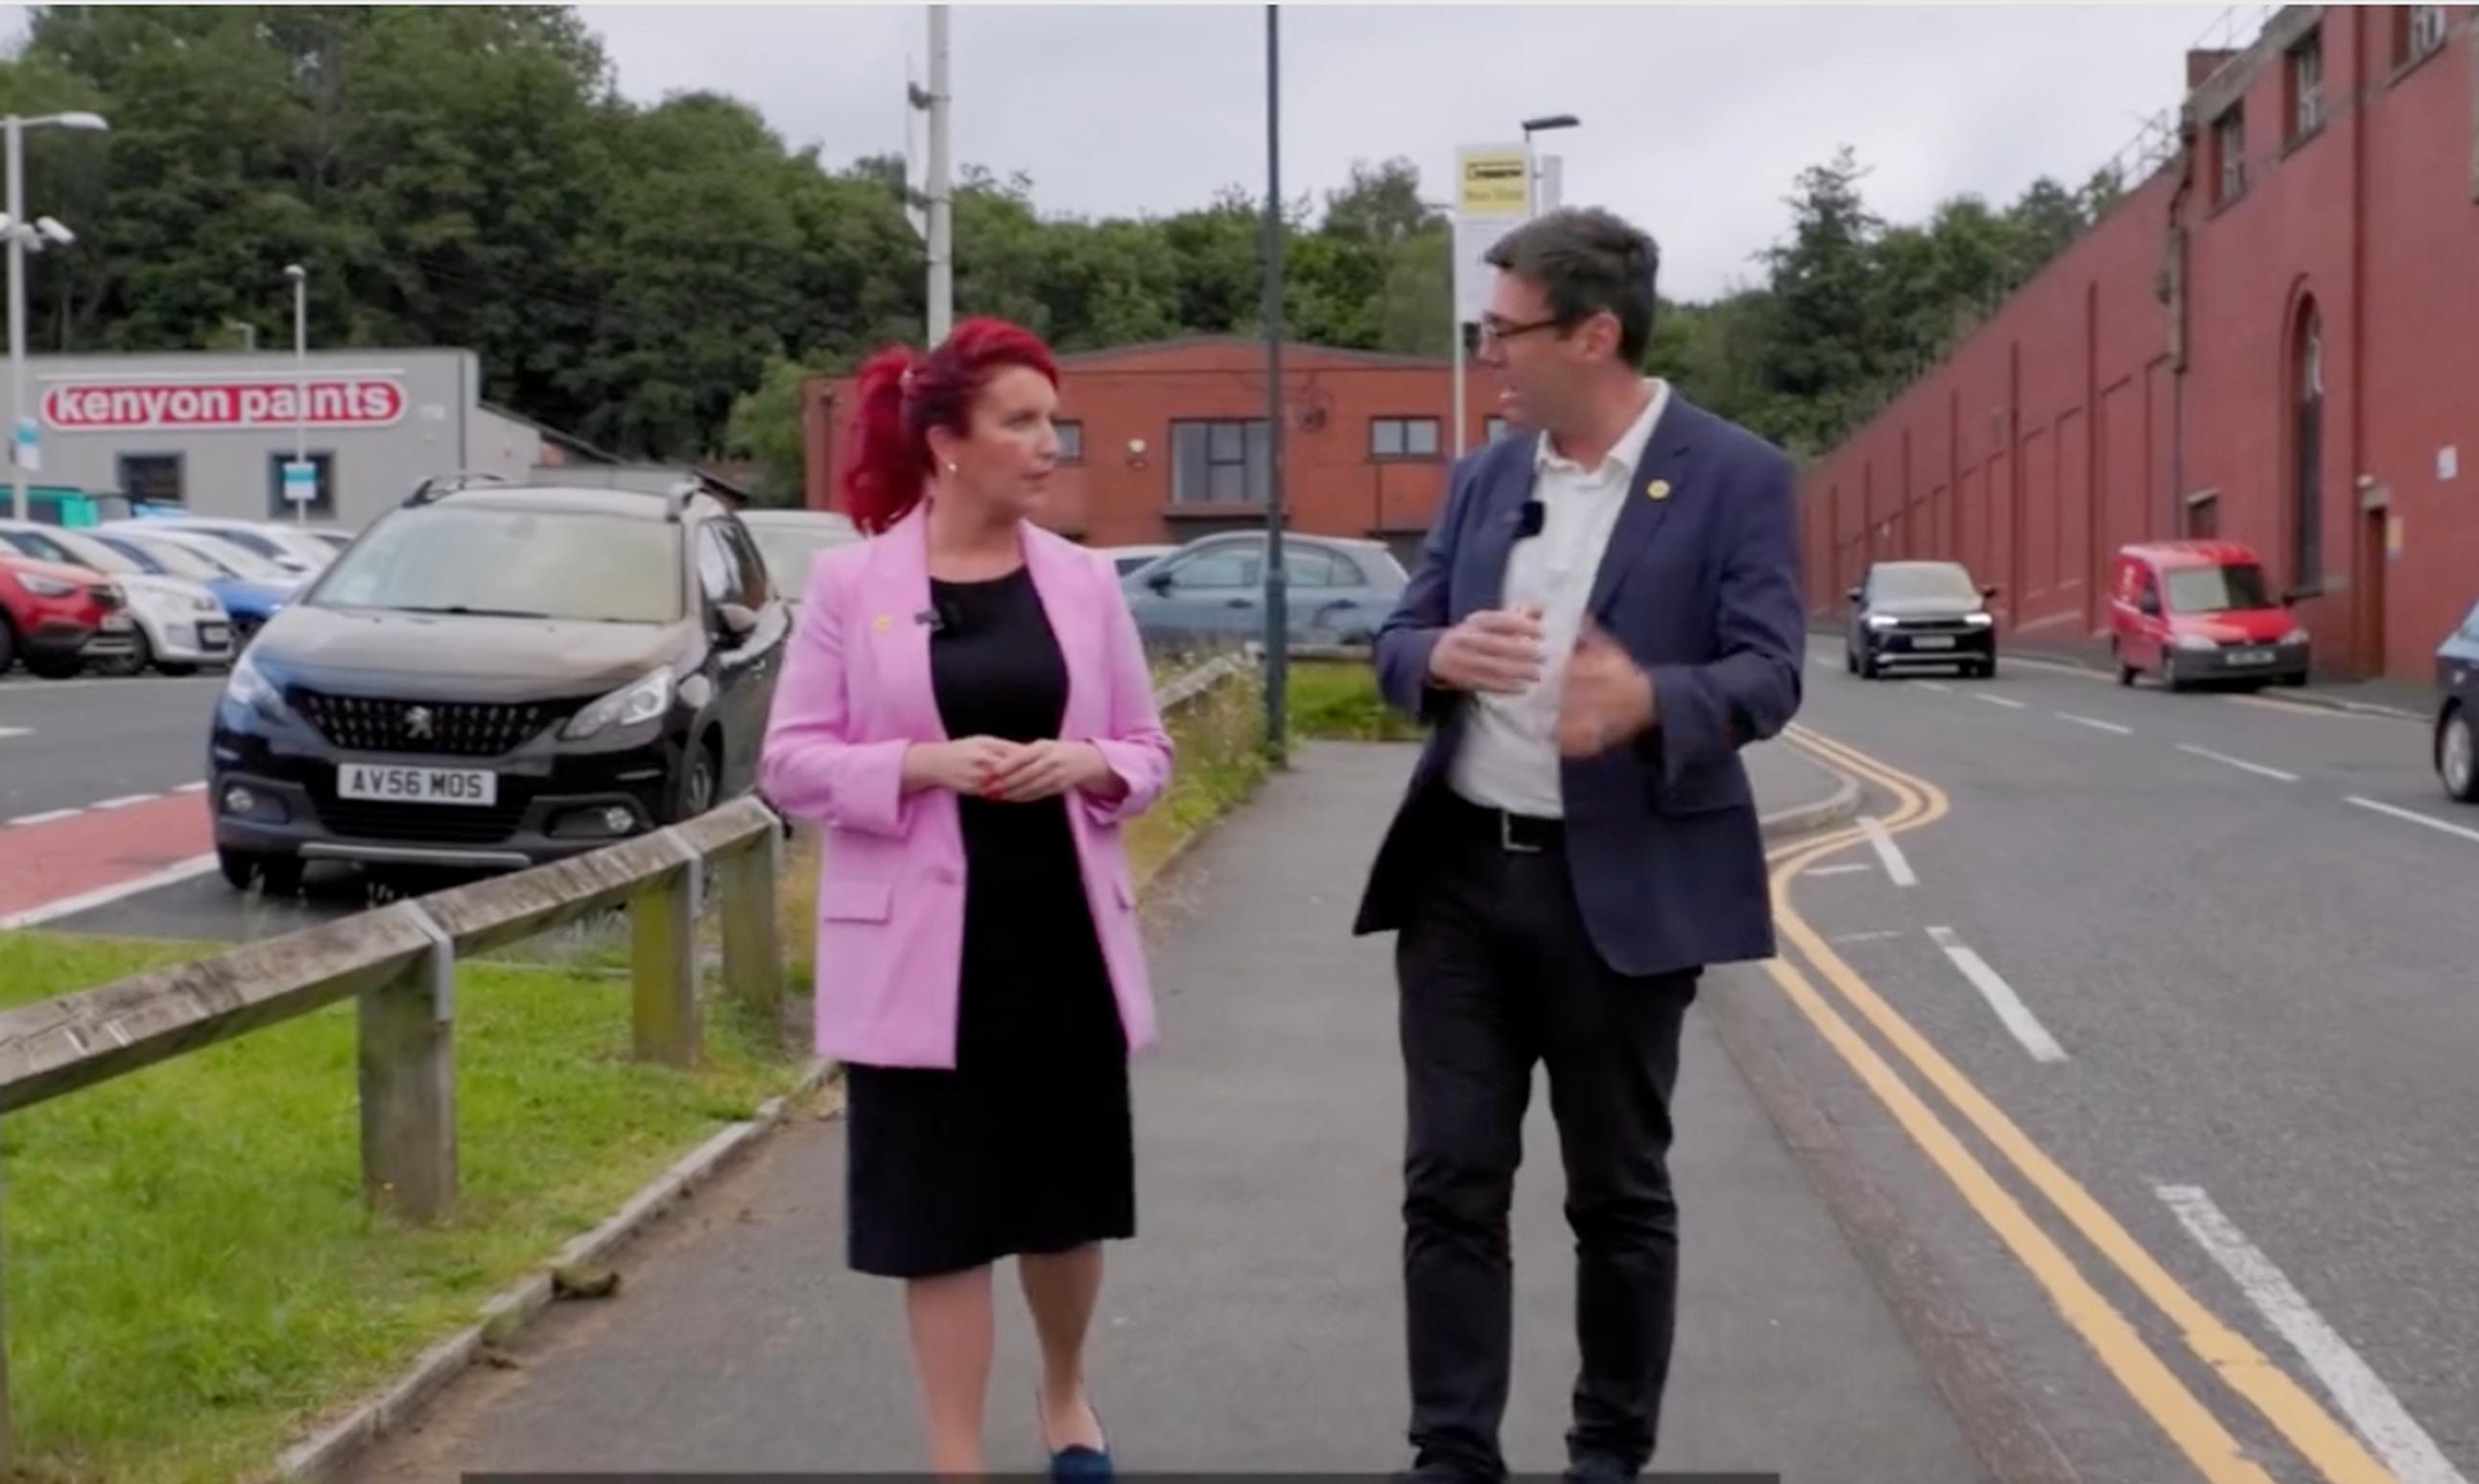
{"left": 758, "top": 506, "right": 1174, "bottom": 1070}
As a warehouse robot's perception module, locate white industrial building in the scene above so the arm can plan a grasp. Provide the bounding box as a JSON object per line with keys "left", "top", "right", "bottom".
{"left": 6, "top": 347, "right": 625, "bottom": 530}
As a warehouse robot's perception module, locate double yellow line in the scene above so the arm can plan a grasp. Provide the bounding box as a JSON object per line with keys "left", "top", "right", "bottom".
{"left": 1766, "top": 723, "right": 2396, "bottom": 1484}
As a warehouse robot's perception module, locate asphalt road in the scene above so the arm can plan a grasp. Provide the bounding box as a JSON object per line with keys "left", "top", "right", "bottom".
{"left": 0, "top": 671, "right": 223, "bottom": 820}
{"left": 1718, "top": 639, "right": 2479, "bottom": 1484}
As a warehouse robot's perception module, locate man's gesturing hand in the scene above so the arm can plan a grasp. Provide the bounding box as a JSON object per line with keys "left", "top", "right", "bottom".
{"left": 1555, "top": 620, "right": 1658, "bottom": 756}
{"left": 1428, "top": 606, "right": 1546, "bottom": 695}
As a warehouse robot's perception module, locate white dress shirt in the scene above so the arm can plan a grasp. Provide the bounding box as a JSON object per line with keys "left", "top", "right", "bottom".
{"left": 1450, "top": 378, "right": 1671, "bottom": 818}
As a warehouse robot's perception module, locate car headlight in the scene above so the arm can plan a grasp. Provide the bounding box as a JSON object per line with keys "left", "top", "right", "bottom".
{"left": 222, "top": 652, "right": 285, "bottom": 720}
{"left": 19, "top": 573, "right": 76, "bottom": 598}
{"left": 563, "top": 670, "right": 673, "bottom": 741}
{"left": 2282, "top": 627, "right": 2309, "bottom": 646}
{"left": 2173, "top": 634, "right": 2219, "bottom": 651}
{"left": 191, "top": 594, "right": 222, "bottom": 615}
{"left": 1965, "top": 612, "right": 1995, "bottom": 626}
{"left": 1867, "top": 615, "right": 1898, "bottom": 629}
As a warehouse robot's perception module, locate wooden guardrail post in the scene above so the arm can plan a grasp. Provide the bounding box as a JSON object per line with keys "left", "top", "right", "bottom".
{"left": 2, "top": 1142, "right": 14, "bottom": 1470}
{"left": 717, "top": 826, "right": 787, "bottom": 1049}
{"left": 361, "top": 906, "right": 458, "bottom": 1223}
{"left": 631, "top": 856, "right": 700, "bottom": 1068}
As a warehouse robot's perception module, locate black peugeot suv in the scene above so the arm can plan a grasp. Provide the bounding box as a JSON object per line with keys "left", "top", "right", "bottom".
{"left": 208, "top": 478, "right": 791, "bottom": 893}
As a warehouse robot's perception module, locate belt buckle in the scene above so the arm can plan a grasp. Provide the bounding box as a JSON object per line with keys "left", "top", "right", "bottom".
{"left": 1499, "top": 811, "right": 1544, "bottom": 855}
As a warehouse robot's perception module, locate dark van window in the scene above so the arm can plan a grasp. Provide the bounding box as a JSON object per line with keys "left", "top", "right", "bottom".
{"left": 2163, "top": 562, "right": 2273, "bottom": 614}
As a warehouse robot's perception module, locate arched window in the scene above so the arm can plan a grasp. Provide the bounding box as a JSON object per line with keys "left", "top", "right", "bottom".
{"left": 2291, "top": 301, "right": 2323, "bottom": 591}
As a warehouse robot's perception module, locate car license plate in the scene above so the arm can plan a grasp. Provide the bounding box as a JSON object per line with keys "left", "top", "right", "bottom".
{"left": 2230, "top": 648, "right": 2273, "bottom": 666}
{"left": 200, "top": 622, "right": 229, "bottom": 648}
{"left": 100, "top": 614, "right": 132, "bottom": 632}
{"left": 339, "top": 764, "right": 498, "bottom": 807}
{"left": 1913, "top": 635, "right": 1956, "bottom": 649}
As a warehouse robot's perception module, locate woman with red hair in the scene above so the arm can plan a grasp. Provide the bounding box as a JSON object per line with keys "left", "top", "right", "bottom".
{"left": 761, "top": 317, "right": 1172, "bottom": 1479}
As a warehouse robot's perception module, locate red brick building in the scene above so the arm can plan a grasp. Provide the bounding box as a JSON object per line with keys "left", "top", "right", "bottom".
{"left": 804, "top": 337, "right": 1499, "bottom": 564}
{"left": 1797, "top": 6, "right": 2476, "bottom": 680}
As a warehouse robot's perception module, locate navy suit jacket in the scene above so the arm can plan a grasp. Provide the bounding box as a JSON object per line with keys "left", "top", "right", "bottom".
{"left": 1352, "top": 391, "right": 1806, "bottom": 978}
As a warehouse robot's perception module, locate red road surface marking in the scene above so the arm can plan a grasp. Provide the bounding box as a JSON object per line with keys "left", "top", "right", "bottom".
{"left": 0, "top": 794, "right": 214, "bottom": 923}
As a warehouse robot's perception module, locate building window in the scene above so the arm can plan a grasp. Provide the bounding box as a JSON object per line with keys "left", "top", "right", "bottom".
{"left": 1369, "top": 416, "right": 1440, "bottom": 459}
{"left": 2212, "top": 105, "right": 2246, "bottom": 204}
{"left": 1055, "top": 419, "right": 1084, "bottom": 463}
{"left": 2184, "top": 491, "right": 2220, "bottom": 539}
{"left": 267, "top": 451, "right": 337, "bottom": 520}
{"left": 116, "top": 453, "right": 184, "bottom": 506}
{"left": 2292, "top": 303, "right": 2324, "bottom": 592}
{"left": 2397, "top": 5, "right": 2448, "bottom": 65}
{"left": 1484, "top": 415, "right": 1512, "bottom": 443}
{"left": 1170, "top": 419, "right": 1269, "bottom": 505}
{"left": 2287, "top": 30, "right": 2325, "bottom": 140}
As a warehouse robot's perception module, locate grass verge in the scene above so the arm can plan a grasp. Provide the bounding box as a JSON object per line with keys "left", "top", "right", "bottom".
{"left": 1285, "top": 656, "right": 1422, "bottom": 743}
{"left": 0, "top": 930, "right": 808, "bottom": 1484}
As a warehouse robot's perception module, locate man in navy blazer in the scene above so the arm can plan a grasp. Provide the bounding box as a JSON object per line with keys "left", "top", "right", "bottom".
{"left": 1354, "top": 207, "right": 1805, "bottom": 1484}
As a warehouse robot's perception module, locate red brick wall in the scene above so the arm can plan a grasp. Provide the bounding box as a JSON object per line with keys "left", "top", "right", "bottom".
{"left": 1799, "top": 5, "right": 2477, "bottom": 681}
{"left": 803, "top": 337, "right": 1492, "bottom": 555}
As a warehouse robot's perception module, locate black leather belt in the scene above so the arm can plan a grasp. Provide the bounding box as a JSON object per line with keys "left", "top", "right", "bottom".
{"left": 1440, "top": 791, "right": 1565, "bottom": 854}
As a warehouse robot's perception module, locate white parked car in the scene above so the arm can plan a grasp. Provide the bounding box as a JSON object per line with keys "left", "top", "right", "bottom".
{"left": 99, "top": 516, "right": 337, "bottom": 580}
{"left": 0, "top": 522, "right": 234, "bottom": 674}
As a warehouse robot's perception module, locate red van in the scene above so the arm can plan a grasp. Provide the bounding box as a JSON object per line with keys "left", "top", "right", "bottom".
{"left": 2107, "top": 541, "right": 2309, "bottom": 691}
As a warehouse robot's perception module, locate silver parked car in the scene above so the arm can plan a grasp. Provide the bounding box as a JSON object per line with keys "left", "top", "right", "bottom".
{"left": 1121, "top": 531, "right": 1407, "bottom": 651}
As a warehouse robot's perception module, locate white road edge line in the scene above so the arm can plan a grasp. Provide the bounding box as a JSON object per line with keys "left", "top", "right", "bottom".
{"left": 5, "top": 808, "right": 83, "bottom": 828}
{"left": 91, "top": 793, "right": 160, "bottom": 811}
{"left": 2177, "top": 743, "right": 2301, "bottom": 783}
{"left": 1829, "top": 930, "right": 1904, "bottom": 945}
{"left": 176, "top": 781, "right": 209, "bottom": 794}
{"left": 1912, "top": 680, "right": 1952, "bottom": 694}
{"left": 0, "top": 726, "right": 28, "bottom": 740}
{"left": 1925, "top": 926, "right": 2068, "bottom": 1063}
{"left": 2056, "top": 712, "right": 2134, "bottom": 736}
{"left": 1807, "top": 862, "right": 1875, "bottom": 877}
{"left": 1857, "top": 816, "right": 1918, "bottom": 887}
{"left": 1972, "top": 694, "right": 2029, "bottom": 710}
{"left": 0, "top": 855, "right": 221, "bottom": 932}
{"left": 2156, "top": 1184, "right": 2469, "bottom": 1484}
{"left": 2347, "top": 796, "right": 2479, "bottom": 846}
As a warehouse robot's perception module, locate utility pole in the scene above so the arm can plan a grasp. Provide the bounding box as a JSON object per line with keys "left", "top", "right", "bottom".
{"left": 1261, "top": 3, "right": 1287, "bottom": 764}
{"left": 925, "top": 5, "right": 953, "bottom": 343}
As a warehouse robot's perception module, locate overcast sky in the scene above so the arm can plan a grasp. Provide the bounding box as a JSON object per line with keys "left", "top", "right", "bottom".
{"left": 0, "top": 3, "right": 2249, "bottom": 304}
{"left": 578, "top": 3, "right": 2240, "bottom": 301}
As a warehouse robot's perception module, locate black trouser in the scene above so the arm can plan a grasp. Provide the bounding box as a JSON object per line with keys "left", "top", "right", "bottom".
{"left": 1396, "top": 794, "right": 1699, "bottom": 1481}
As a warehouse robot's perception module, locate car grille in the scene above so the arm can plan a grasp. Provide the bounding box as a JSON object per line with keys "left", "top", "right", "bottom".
{"left": 293, "top": 692, "right": 551, "bottom": 758}
{"left": 306, "top": 779, "right": 529, "bottom": 845}
{"left": 1885, "top": 617, "right": 1978, "bottom": 635}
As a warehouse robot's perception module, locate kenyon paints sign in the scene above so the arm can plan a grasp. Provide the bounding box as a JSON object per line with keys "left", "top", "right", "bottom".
{"left": 40, "top": 378, "right": 407, "bottom": 432}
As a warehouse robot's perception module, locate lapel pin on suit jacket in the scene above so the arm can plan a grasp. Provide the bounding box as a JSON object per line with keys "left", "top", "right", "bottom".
{"left": 1645, "top": 479, "right": 1672, "bottom": 503}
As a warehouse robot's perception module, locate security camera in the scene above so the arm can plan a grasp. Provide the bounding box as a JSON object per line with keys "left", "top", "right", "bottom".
{"left": 33, "top": 218, "right": 74, "bottom": 247}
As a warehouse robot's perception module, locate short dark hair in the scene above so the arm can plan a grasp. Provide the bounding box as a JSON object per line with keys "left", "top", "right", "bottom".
{"left": 1483, "top": 207, "right": 1661, "bottom": 365}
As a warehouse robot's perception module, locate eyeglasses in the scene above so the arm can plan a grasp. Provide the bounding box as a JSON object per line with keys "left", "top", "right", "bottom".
{"left": 1476, "top": 314, "right": 1570, "bottom": 346}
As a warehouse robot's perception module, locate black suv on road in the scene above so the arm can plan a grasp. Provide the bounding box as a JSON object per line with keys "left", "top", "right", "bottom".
{"left": 209, "top": 480, "right": 790, "bottom": 893}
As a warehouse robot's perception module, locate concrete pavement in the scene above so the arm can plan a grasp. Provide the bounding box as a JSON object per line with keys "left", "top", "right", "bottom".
{"left": 338, "top": 741, "right": 1986, "bottom": 1484}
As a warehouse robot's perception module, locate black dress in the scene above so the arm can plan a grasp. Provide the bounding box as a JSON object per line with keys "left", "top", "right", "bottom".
{"left": 841, "top": 565, "right": 1136, "bottom": 1279}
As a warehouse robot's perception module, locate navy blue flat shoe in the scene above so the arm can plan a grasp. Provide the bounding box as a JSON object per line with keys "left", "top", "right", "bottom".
{"left": 1038, "top": 1386, "right": 1111, "bottom": 1482}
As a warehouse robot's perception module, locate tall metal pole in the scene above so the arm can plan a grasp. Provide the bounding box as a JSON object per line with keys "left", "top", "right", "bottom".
{"left": 925, "top": 4, "right": 953, "bottom": 343}
{"left": 1261, "top": 3, "right": 1287, "bottom": 764}
{"left": 8, "top": 115, "right": 26, "bottom": 526}
{"left": 289, "top": 265, "right": 308, "bottom": 525}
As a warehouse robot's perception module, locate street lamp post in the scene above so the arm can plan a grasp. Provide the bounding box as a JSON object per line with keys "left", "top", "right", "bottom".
{"left": 5, "top": 109, "right": 108, "bottom": 524}
{"left": 284, "top": 264, "right": 309, "bottom": 525}
{"left": 1520, "top": 112, "right": 1579, "bottom": 218}
{"left": 1261, "top": 3, "right": 1287, "bottom": 765}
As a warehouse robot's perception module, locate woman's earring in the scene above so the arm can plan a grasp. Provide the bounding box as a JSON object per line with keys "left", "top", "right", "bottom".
{"left": 944, "top": 460, "right": 958, "bottom": 474}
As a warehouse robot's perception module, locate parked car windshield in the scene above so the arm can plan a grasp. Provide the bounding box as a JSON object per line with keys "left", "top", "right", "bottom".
{"left": 310, "top": 507, "right": 684, "bottom": 624}
{"left": 1869, "top": 562, "right": 1979, "bottom": 602}
{"left": 2164, "top": 562, "right": 2273, "bottom": 614}
{"left": 97, "top": 533, "right": 222, "bottom": 582}
{"left": 743, "top": 521, "right": 856, "bottom": 603}
{"left": 10, "top": 528, "right": 152, "bottom": 577}
{"left": 148, "top": 534, "right": 292, "bottom": 582}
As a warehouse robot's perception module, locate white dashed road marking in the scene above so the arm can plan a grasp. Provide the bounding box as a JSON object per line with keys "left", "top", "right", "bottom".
{"left": 1858, "top": 816, "right": 1918, "bottom": 886}
{"left": 1927, "top": 926, "right": 2068, "bottom": 1063}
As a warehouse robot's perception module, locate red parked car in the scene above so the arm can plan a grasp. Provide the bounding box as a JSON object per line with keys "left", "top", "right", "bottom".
{"left": 2107, "top": 540, "right": 2311, "bottom": 691}
{"left": 0, "top": 554, "right": 137, "bottom": 679}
